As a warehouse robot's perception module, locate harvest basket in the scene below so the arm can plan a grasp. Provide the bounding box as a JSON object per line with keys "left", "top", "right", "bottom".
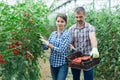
{"left": 66, "top": 51, "right": 100, "bottom": 69}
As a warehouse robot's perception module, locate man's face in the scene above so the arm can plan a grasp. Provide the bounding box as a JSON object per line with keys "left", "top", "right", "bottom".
{"left": 75, "top": 12, "right": 85, "bottom": 24}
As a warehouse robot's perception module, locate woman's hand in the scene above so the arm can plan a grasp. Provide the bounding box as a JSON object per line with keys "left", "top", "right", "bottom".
{"left": 48, "top": 44, "right": 54, "bottom": 49}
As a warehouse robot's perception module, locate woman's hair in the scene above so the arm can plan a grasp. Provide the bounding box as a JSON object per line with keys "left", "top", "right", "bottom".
{"left": 56, "top": 13, "right": 67, "bottom": 23}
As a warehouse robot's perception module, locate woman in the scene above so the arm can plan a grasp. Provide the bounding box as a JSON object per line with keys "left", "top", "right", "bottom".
{"left": 40, "top": 13, "right": 71, "bottom": 80}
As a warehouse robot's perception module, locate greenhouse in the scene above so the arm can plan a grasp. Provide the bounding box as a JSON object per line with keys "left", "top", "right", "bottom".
{"left": 0, "top": 0, "right": 120, "bottom": 80}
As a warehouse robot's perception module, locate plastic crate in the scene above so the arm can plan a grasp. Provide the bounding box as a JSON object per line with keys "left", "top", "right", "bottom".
{"left": 66, "top": 51, "right": 100, "bottom": 69}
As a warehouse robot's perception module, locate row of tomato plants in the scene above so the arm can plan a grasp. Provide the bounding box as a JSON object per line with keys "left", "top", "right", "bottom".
{"left": 0, "top": 1, "right": 50, "bottom": 80}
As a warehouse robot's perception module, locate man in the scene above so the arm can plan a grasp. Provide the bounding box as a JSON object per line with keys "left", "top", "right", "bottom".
{"left": 68, "top": 7, "right": 99, "bottom": 80}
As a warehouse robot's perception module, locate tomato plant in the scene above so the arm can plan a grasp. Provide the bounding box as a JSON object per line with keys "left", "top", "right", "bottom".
{"left": 0, "top": 1, "right": 50, "bottom": 80}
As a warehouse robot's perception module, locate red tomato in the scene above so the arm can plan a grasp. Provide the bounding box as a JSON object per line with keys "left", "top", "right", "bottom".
{"left": 81, "top": 56, "right": 91, "bottom": 60}
{"left": 15, "top": 41, "right": 22, "bottom": 46}
{"left": 25, "top": 51, "right": 34, "bottom": 60}
{"left": 0, "top": 54, "right": 2, "bottom": 59}
{"left": 13, "top": 49, "right": 19, "bottom": 55}
{"left": 0, "top": 59, "right": 6, "bottom": 64}
{"left": 12, "top": 43, "right": 16, "bottom": 48}
{"left": 12, "top": 38, "right": 16, "bottom": 40}
{"left": 72, "top": 57, "right": 82, "bottom": 64}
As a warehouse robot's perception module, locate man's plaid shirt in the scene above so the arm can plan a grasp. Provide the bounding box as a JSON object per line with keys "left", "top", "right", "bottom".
{"left": 44, "top": 29, "right": 71, "bottom": 67}
{"left": 68, "top": 22, "right": 95, "bottom": 55}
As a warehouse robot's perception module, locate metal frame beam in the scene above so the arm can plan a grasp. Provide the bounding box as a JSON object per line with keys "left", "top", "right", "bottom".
{"left": 51, "top": 0, "right": 74, "bottom": 12}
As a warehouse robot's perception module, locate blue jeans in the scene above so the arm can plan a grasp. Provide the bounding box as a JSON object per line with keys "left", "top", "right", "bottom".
{"left": 50, "top": 64, "right": 68, "bottom": 80}
{"left": 71, "top": 68, "right": 93, "bottom": 80}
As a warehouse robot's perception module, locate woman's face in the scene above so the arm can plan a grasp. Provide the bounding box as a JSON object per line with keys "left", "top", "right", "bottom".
{"left": 56, "top": 17, "right": 66, "bottom": 30}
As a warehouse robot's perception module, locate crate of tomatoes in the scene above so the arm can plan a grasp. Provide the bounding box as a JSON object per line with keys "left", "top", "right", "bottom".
{"left": 66, "top": 51, "right": 100, "bottom": 69}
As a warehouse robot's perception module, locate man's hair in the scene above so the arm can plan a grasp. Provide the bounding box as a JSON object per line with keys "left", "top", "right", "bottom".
{"left": 75, "top": 7, "right": 86, "bottom": 15}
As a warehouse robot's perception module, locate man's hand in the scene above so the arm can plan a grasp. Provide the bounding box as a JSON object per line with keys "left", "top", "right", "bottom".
{"left": 70, "top": 44, "right": 76, "bottom": 53}
{"left": 40, "top": 38, "right": 49, "bottom": 45}
{"left": 90, "top": 48, "right": 99, "bottom": 58}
